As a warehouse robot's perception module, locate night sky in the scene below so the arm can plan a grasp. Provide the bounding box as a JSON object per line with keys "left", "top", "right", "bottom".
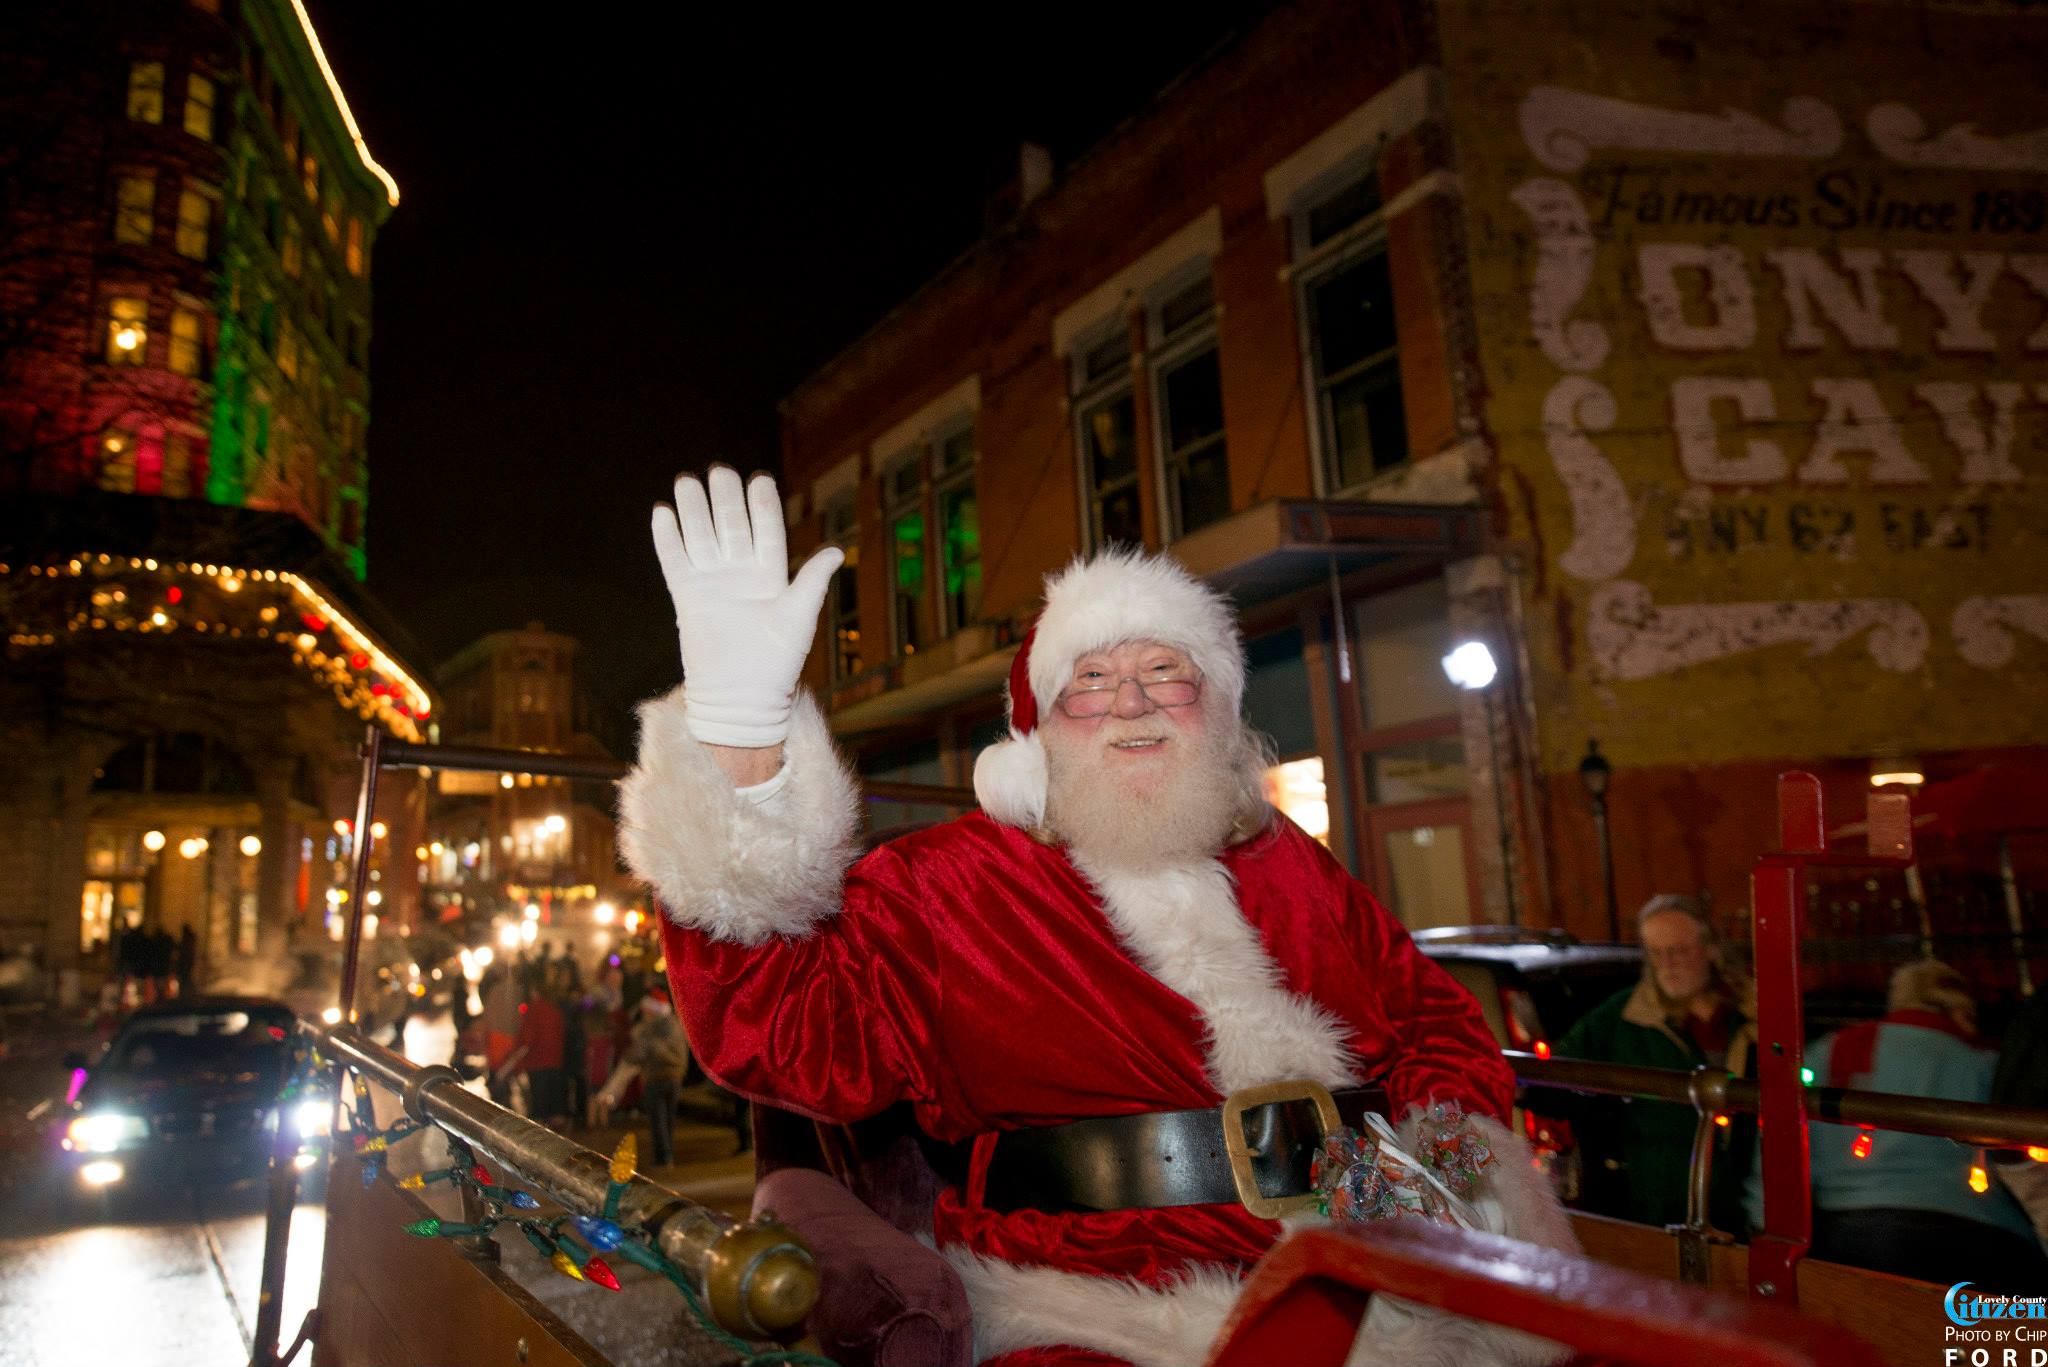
{"left": 309, "top": 3, "right": 1273, "bottom": 740}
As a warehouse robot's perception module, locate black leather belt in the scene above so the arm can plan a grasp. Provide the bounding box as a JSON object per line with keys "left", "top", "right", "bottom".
{"left": 981, "top": 1083, "right": 1386, "bottom": 1216}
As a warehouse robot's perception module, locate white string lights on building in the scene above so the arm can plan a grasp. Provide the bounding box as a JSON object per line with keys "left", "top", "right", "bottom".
{"left": 1, "top": 555, "right": 432, "bottom": 741}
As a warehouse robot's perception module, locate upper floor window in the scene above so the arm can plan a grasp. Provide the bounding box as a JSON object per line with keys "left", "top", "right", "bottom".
{"left": 168, "top": 308, "right": 203, "bottom": 376}
{"left": 933, "top": 425, "right": 980, "bottom": 636}
{"left": 1296, "top": 169, "right": 1406, "bottom": 494}
{"left": 98, "top": 429, "right": 138, "bottom": 492}
{"left": 821, "top": 489, "right": 861, "bottom": 683}
{"left": 126, "top": 62, "right": 164, "bottom": 124}
{"left": 345, "top": 217, "right": 366, "bottom": 276}
{"left": 322, "top": 190, "right": 341, "bottom": 244}
{"left": 301, "top": 152, "right": 319, "bottom": 203}
{"left": 183, "top": 73, "right": 216, "bottom": 141}
{"left": 880, "top": 450, "right": 926, "bottom": 657}
{"left": 105, "top": 297, "right": 148, "bottom": 365}
{"left": 161, "top": 432, "right": 195, "bottom": 497}
{"left": 281, "top": 216, "right": 303, "bottom": 278}
{"left": 1072, "top": 326, "right": 1140, "bottom": 549}
{"left": 1149, "top": 274, "right": 1229, "bottom": 539}
{"left": 113, "top": 175, "right": 155, "bottom": 245}
{"left": 174, "top": 188, "right": 211, "bottom": 259}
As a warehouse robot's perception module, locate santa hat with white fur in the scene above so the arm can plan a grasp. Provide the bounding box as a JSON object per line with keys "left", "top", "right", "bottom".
{"left": 972, "top": 549, "right": 1245, "bottom": 829}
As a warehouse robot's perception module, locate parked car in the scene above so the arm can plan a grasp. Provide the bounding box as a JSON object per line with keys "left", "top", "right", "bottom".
{"left": 57, "top": 995, "right": 330, "bottom": 1199}
{"left": 1413, "top": 927, "right": 1643, "bottom": 1193}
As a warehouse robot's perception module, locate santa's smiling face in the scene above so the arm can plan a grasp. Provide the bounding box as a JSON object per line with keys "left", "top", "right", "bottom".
{"left": 1041, "top": 639, "right": 1246, "bottom": 868}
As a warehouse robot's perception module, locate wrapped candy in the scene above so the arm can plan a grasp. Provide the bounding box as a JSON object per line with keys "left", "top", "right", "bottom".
{"left": 1311, "top": 1105, "right": 1490, "bottom": 1230}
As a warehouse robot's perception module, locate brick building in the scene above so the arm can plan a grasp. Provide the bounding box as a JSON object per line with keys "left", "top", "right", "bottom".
{"left": 0, "top": 0, "right": 429, "bottom": 1000}
{"left": 429, "top": 623, "right": 628, "bottom": 958}
{"left": 778, "top": 0, "right": 2048, "bottom": 966}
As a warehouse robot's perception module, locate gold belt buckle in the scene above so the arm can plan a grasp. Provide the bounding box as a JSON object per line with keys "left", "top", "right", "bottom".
{"left": 1220, "top": 1079, "right": 1341, "bottom": 1219}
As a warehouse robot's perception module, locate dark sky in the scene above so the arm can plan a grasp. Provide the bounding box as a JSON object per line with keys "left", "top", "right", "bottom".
{"left": 308, "top": 3, "right": 1272, "bottom": 738}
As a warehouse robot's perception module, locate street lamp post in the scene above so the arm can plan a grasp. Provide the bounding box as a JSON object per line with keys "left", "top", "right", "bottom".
{"left": 1442, "top": 641, "right": 1519, "bottom": 928}
{"left": 1579, "top": 738, "right": 1620, "bottom": 942}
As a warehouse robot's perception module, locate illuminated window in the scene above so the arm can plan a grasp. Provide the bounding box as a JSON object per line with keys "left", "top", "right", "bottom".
{"left": 322, "top": 190, "right": 340, "bottom": 244}
{"left": 126, "top": 62, "right": 164, "bottom": 124}
{"left": 174, "top": 188, "right": 210, "bottom": 259}
{"left": 345, "top": 216, "right": 365, "bottom": 275}
{"left": 1073, "top": 327, "right": 1140, "bottom": 549}
{"left": 98, "top": 428, "right": 137, "bottom": 491}
{"left": 183, "top": 72, "right": 216, "bottom": 140}
{"left": 822, "top": 489, "right": 862, "bottom": 682}
{"left": 280, "top": 216, "right": 303, "bottom": 277}
{"left": 280, "top": 110, "right": 299, "bottom": 166}
{"left": 276, "top": 318, "right": 299, "bottom": 380}
{"left": 1150, "top": 274, "right": 1229, "bottom": 539}
{"left": 1297, "top": 169, "right": 1406, "bottom": 494}
{"left": 934, "top": 425, "right": 980, "bottom": 635}
{"left": 301, "top": 151, "right": 319, "bottom": 203}
{"left": 105, "top": 296, "right": 148, "bottom": 365}
{"left": 161, "top": 432, "right": 194, "bottom": 497}
{"left": 113, "top": 175, "right": 155, "bottom": 245}
{"left": 168, "top": 308, "right": 203, "bottom": 375}
{"left": 881, "top": 450, "right": 925, "bottom": 657}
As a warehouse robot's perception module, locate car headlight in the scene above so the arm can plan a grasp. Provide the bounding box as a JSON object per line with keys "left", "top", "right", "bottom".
{"left": 294, "top": 1100, "right": 332, "bottom": 1140}
{"left": 66, "top": 1112, "right": 147, "bottom": 1153}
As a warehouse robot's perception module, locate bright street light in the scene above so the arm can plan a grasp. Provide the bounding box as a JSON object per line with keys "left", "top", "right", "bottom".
{"left": 1440, "top": 641, "right": 1498, "bottom": 691}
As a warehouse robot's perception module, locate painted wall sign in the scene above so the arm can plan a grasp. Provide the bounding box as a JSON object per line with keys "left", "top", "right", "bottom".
{"left": 1441, "top": 0, "right": 2048, "bottom": 770}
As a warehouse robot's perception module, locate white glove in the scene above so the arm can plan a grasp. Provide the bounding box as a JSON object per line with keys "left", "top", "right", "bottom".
{"left": 651, "top": 467, "right": 843, "bottom": 748}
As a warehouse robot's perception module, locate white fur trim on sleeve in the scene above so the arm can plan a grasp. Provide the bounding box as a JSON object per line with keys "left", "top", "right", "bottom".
{"left": 618, "top": 687, "right": 860, "bottom": 946}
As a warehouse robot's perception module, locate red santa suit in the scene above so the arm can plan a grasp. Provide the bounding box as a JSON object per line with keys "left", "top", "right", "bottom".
{"left": 622, "top": 549, "right": 1572, "bottom": 1367}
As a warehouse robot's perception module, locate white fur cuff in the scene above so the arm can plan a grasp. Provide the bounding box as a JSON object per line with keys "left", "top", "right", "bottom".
{"left": 619, "top": 687, "right": 861, "bottom": 945}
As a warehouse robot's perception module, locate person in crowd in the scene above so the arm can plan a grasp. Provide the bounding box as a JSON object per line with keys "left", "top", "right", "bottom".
{"left": 478, "top": 961, "right": 523, "bottom": 1107}
{"left": 624, "top": 985, "right": 689, "bottom": 1167}
{"left": 558, "top": 964, "right": 589, "bottom": 1124}
{"left": 1993, "top": 985, "right": 2048, "bottom": 1243}
{"left": 175, "top": 925, "right": 198, "bottom": 997}
{"left": 516, "top": 972, "right": 569, "bottom": 1126}
{"left": 146, "top": 924, "right": 175, "bottom": 1002}
{"left": 1745, "top": 960, "right": 2047, "bottom": 1290}
{"left": 1552, "top": 893, "right": 1756, "bottom": 1230}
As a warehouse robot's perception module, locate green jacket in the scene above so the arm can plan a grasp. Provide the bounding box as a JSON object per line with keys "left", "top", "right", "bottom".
{"left": 1555, "top": 978, "right": 1756, "bottom": 1231}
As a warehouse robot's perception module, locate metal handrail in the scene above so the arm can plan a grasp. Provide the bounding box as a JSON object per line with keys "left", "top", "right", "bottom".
{"left": 309, "top": 1021, "right": 819, "bottom": 1339}
{"left": 1512, "top": 1052, "right": 2048, "bottom": 1149}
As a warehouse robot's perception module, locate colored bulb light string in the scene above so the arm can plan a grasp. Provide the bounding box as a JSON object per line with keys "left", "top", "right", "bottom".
{"left": 342, "top": 1071, "right": 832, "bottom": 1364}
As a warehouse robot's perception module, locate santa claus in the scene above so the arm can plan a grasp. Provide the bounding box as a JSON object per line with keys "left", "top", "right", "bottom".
{"left": 622, "top": 467, "right": 1574, "bottom": 1366}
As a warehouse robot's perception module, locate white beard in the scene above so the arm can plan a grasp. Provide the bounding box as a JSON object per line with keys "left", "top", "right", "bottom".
{"left": 1042, "top": 709, "right": 1247, "bottom": 872}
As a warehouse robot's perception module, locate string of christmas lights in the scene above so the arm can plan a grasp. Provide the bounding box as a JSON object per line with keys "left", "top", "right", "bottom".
{"left": 339, "top": 1070, "right": 835, "bottom": 1367}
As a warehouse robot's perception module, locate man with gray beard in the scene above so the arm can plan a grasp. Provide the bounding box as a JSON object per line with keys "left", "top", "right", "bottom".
{"left": 622, "top": 468, "right": 1573, "bottom": 1367}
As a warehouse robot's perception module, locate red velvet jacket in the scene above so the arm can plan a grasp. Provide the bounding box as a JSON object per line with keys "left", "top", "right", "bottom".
{"left": 661, "top": 810, "right": 1512, "bottom": 1286}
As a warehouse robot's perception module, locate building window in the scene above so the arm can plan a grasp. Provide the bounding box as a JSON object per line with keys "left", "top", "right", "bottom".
{"left": 280, "top": 216, "right": 303, "bottom": 277}
{"left": 98, "top": 428, "right": 138, "bottom": 491}
{"left": 822, "top": 490, "right": 862, "bottom": 682}
{"left": 113, "top": 175, "right": 155, "bottom": 245}
{"left": 1298, "top": 170, "right": 1406, "bottom": 494}
{"left": 276, "top": 319, "right": 299, "bottom": 381}
{"left": 168, "top": 308, "right": 203, "bottom": 375}
{"left": 1150, "top": 274, "right": 1229, "bottom": 539}
{"left": 126, "top": 61, "right": 164, "bottom": 123}
{"left": 881, "top": 450, "right": 926, "bottom": 657}
{"left": 933, "top": 425, "right": 980, "bottom": 636}
{"left": 105, "top": 296, "right": 147, "bottom": 365}
{"left": 183, "top": 72, "right": 216, "bottom": 140}
{"left": 345, "top": 216, "right": 365, "bottom": 275}
{"left": 280, "top": 109, "right": 299, "bottom": 166}
{"left": 1073, "top": 327, "right": 1141, "bottom": 549}
{"left": 301, "top": 151, "right": 319, "bottom": 203}
{"left": 322, "top": 189, "right": 341, "bottom": 244}
{"left": 161, "top": 432, "right": 194, "bottom": 497}
{"left": 174, "top": 188, "right": 211, "bottom": 259}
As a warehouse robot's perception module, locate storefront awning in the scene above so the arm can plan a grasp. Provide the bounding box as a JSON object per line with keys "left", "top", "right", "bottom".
{"left": 1171, "top": 497, "right": 1482, "bottom": 610}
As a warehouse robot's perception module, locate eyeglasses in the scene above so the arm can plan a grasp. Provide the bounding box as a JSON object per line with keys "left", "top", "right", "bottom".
{"left": 1054, "top": 671, "right": 1203, "bottom": 719}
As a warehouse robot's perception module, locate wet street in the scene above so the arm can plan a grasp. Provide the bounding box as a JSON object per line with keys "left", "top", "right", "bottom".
{"left": 0, "top": 1007, "right": 751, "bottom": 1367}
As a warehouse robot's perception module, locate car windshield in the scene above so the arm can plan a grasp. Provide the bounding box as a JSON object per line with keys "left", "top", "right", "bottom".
{"left": 110, "top": 1008, "right": 292, "bottom": 1072}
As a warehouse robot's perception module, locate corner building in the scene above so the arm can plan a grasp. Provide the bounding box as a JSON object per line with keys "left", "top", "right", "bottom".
{"left": 779, "top": 0, "right": 2048, "bottom": 979}
{"left": 0, "top": 0, "right": 430, "bottom": 1001}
